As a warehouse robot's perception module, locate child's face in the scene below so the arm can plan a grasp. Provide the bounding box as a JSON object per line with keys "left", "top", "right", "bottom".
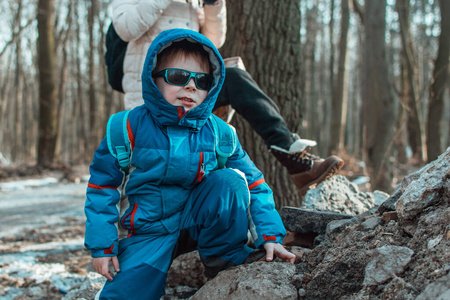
{"left": 154, "top": 54, "right": 209, "bottom": 111}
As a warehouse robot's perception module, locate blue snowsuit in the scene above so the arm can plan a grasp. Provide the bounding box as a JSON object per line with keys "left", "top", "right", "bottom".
{"left": 84, "top": 29, "right": 286, "bottom": 300}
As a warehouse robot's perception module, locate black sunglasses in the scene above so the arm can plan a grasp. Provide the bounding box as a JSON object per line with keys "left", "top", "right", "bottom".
{"left": 154, "top": 68, "right": 214, "bottom": 91}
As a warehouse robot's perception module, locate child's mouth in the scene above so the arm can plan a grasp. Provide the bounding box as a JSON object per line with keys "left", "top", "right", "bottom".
{"left": 179, "top": 97, "right": 195, "bottom": 106}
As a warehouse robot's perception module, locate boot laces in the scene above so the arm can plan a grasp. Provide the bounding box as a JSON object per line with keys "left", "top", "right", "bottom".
{"left": 287, "top": 149, "right": 320, "bottom": 165}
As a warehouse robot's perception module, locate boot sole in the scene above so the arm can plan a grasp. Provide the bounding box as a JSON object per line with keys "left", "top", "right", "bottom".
{"left": 294, "top": 159, "right": 345, "bottom": 195}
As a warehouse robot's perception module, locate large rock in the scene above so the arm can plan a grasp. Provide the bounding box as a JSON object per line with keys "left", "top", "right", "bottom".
{"left": 363, "top": 245, "right": 414, "bottom": 286}
{"left": 303, "top": 175, "right": 386, "bottom": 215}
{"left": 166, "top": 251, "right": 207, "bottom": 289}
{"left": 297, "top": 149, "right": 450, "bottom": 299}
{"left": 280, "top": 206, "right": 353, "bottom": 234}
{"left": 62, "top": 272, "right": 104, "bottom": 300}
{"left": 396, "top": 147, "right": 450, "bottom": 220}
{"left": 416, "top": 272, "right": 450, "bottom": 300}
{"left": 191, "top": 261, "right": 297, "bottom": 300}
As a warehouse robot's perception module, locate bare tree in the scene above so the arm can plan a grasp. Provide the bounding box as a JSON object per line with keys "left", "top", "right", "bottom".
{"left": 396, "top": 0, "right": 425, "bottom": 163}
{"left": 221, "top": 0, "right": 303, "bottom": 207}
{"left": 37, "top": 0, "right": 58, "bottom": 167}
{"left": 354, "top": 0, "right": 396, "bottom": 192}
{"left": 329, "top": 0, "right": 350, "bottom": 153}
{"left": 427, "top": 0, "right": 450, "bottom": 161}
{"left": 87, "top": 0, "right": 99, "bottom": 153}
{"left": 301, "top": 3, "right": 320, "bottom": 149}
{"left": 55, "top": 0, "right": 74, "bottom": 161}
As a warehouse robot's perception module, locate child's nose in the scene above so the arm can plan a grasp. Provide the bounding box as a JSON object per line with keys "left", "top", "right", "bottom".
{"left": 185, "top": 78, "right": 197, "bottom": 90}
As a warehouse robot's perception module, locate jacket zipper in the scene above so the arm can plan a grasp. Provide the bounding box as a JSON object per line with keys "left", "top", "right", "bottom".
{"left": 192, "top": 152, "right": 204, "bottom": 184}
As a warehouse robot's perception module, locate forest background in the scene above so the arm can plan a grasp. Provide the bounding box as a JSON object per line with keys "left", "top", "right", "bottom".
{"left": 0, "top": 0, "right": 449, "bottom": 208}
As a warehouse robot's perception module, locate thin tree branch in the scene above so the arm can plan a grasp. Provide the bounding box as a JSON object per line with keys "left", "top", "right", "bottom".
{"left": 351, "top": 0, "right": 364, "bottom": 24}
{"left": 0, "top": 18, "right": 34, "bottom": 58}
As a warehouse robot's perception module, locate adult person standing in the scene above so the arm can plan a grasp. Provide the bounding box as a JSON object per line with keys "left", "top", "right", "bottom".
{"left": 111, "top": 0, "right": 344, "bottom": 194}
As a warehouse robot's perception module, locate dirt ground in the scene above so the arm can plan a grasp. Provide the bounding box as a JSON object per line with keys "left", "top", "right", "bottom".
{"left": 0, "top": 220, "right": 91, "bottom": 299}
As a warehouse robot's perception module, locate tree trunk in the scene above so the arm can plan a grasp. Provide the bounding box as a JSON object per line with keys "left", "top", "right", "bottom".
{"left": 302, "top": 5, "right": 319, "bottom": 147}
{"left": 396, "top": 0, "right": 424, "bottom": 163}
{"left": 395, "top": 59, "right": 408, "bottom": 165}
{"left": 37, "top": 0, "right": 58, "bottom": 167}
{"left": 361, "top": 0, "right": 396, "bottom": 192}
{"left": 55, "top": 1, "right": 73, "bottom": 162}
{"left": 87, "top": 0, "right": 98, "bottom": 154}
{"left": 329, "top": 0, "right": 350, "bottom": 154}
{"left": 427, "top": 0, "right": 450, "bottom": 161}
{"left": 13, "top": 0, "right": 24, "bottom": 162}
{"left": 220, "top": 0, "right": 303, "bottom": 207}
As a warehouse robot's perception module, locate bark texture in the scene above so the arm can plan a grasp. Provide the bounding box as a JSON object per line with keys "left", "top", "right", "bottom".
{"left": 37, "top": 0, "right": 58, "bottom": 166}
{"left": 220, "top": 0, "right": 303, "bottom": 207}
{"left": 427, "top": 0, "right": 450, "bottom": 162}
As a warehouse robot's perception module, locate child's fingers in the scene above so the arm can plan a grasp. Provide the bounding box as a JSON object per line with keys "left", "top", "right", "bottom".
{"left": 104, "top": 270, "right": 114, "bottom": 281}
{"left": 275, "top": 247, "right": 295, "bottom": 263}
{"left": 265, "top": 244, "right": 275, "bottom": 261}
{"left": 285, "top": 252, "right": 296, "bottom": 263}
{"left": 112, "top": 256, "right": 121, "bottom": 273}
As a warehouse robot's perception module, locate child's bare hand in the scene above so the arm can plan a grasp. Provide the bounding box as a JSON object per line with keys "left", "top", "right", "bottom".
{"left": 93, "top": 256, "right": 120, "bottom": 281}
{"left": 263, "top": 243, "right": 295, "bottom": 263}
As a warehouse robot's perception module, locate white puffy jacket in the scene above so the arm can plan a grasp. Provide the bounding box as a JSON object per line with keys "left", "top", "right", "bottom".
{"left": 112, "top": 0, "right": 227, "bottom": 110}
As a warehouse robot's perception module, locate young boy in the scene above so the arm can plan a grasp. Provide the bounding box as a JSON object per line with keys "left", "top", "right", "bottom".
{"left": 85, "top": 29, "right": 294, "bottom": 300}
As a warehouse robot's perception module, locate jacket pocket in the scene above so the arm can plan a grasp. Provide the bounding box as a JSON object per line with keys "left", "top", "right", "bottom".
{"left": 120, "top": 203, "right": 138, "bottom": 234}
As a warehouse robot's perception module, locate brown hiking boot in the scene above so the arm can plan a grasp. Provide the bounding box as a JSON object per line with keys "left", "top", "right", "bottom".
{"left": 270, "top": 148, "right": 344, "bottom": 195}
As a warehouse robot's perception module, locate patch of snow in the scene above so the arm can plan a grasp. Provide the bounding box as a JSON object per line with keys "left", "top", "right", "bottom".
{"left": 0, "top": 152, "right": 10, "bottom": 166}
{"left": 0, "top": 248, "right": 86, "bottom": 297}
{"left": 352, "top": 176, "right": 370, "bottom": 185}
{"left": 0, "top": 177, "right": 59, "bottom": 191}
{"left": 19, "top": 238, "right": 85, "bottom": 252}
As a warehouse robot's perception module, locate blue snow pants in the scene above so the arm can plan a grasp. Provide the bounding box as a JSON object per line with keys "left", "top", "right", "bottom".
{"left": 98, "top": 169, "right": 254, "bottom": 300}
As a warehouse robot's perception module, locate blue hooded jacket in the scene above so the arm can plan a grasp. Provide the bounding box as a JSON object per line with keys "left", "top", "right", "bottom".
{"left": 84, "top": 29, "right": 286, "bottom": 258}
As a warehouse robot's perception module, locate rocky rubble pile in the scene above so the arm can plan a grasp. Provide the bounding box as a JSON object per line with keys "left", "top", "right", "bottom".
{"left": 65, "top": 148, "right": 449, "bottom": 299}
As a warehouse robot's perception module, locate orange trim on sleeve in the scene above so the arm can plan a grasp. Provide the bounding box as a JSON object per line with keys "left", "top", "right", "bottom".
{"left": 248, "top": 179, "right": 265, "bottom": 190}
{"left": 127, "top": 119, "right": 135, "bottom": 151}
{"left": 263, "top": 234, "right": 277, "bottom": 242}
{"left": 88, "top": 183, "right": 117, "bottom": 190}
{"left": 104, "top": 244, "right": 114, "bottom": 254}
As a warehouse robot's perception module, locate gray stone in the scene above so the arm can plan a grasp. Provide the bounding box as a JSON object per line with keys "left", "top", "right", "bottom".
{"left": 191, "top": 262, "right": 297, "bottom": 300}
{"left": 304, "top": 175, "right": 377, "bottom": 215}
{"left": 326, "top": 218, "right": 357, "bottom": 237}
{"left": 377, "top": 187, "right": 402, "bottom": 214}
{"left": 363, "top": 245, "right": 414, "bottom": 286}
{"left": 373, "top": 190, "right": 390, "bottom": 206}
{"left": 380, "top": 277, "right": 418, "bottom": 300}
{"left": 62, "top": 272, "right": 104, "bottom": 300}
{"left": 167, "top": 251, "right": 207, "bottom": 289}
{"left": 280, "top": 206, "right": 353, "bottom": 234}
{"left": 396, "top": 148, "right": 450, "bottom": 220}
{"left": 416, "top": 272, "right": 450, "bottom": 300}
{"left": 360, "top": 217, "right": 382, "bottom": 231}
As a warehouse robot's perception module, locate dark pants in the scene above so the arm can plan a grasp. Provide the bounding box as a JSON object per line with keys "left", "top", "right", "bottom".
{"left": 213, "top": 68, "right": 296, "bottom": 150}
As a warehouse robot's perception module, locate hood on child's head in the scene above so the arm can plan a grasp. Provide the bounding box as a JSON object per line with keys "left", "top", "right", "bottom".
{"left": 141, "top": 29, "right": 225, "bottom": 130}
